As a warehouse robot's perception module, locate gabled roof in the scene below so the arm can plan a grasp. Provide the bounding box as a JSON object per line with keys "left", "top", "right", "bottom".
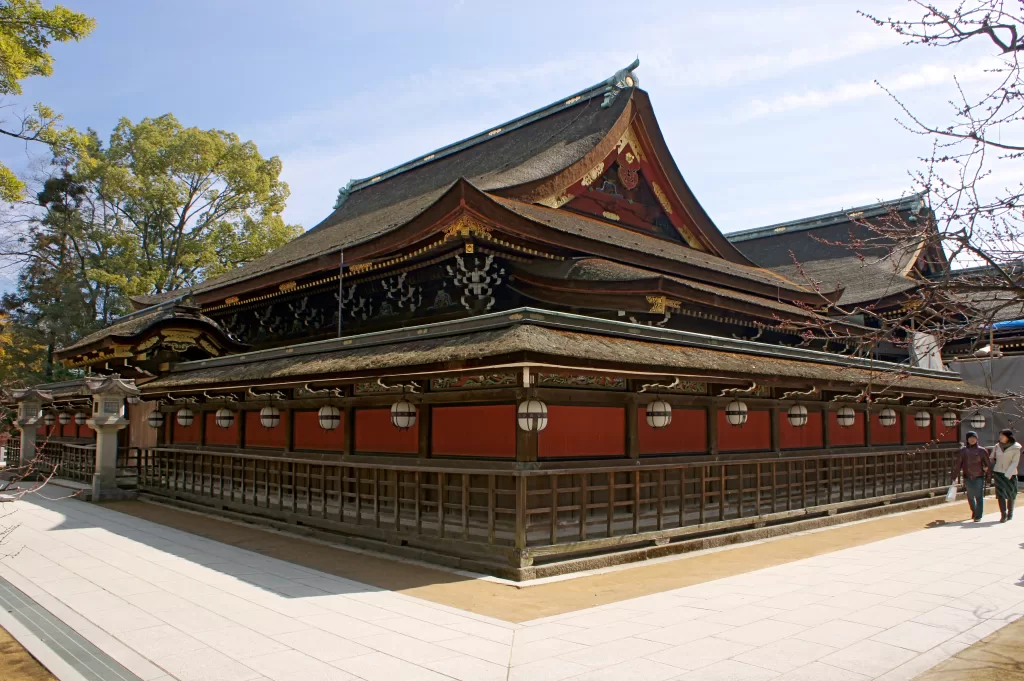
{"left": 133, "top": 62, "right": 777, "bottom": 312}
{"left": 56, "top": 298, "right": 244, "bottom": 364}
{"left": 728, "top": 195, "right": 927, "bottom": 244}
{"left": 726, "top": 195, "right": 934, "bottom": 306}
{"left": 133, "top": 69, "right": 636, "bottom": 308}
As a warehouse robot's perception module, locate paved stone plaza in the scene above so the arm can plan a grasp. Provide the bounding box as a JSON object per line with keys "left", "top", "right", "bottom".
{"left": 1, "top": 494, "right": 1023, "bottom": 681}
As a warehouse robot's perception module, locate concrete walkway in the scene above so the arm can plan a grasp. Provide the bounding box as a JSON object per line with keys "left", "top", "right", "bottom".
{"left": 2, "top": 494, "right": 1024, "bottom": 681}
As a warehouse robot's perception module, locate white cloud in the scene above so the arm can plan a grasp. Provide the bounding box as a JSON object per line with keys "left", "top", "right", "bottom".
{"left": 742, "top": 56, "right": 1003, "bottom": 119}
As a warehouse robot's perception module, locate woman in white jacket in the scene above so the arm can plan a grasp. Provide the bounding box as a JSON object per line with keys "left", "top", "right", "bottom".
{"left": 992, "top": 429, "right": 1021, "bottom": 523}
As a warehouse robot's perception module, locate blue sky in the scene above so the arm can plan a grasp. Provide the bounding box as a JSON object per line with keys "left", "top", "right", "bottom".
{"left": 5, "top": 1, "right": 996, "bottom": 247}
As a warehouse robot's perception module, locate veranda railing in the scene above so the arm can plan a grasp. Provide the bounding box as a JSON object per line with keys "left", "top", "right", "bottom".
{"left": 138, "top": 446, "right": 957, "bottom": 571}
{"left": 38, "top": 441, "right": 96, "bottom": 483}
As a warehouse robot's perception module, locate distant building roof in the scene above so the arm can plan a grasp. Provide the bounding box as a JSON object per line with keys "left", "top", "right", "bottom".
{"left": 726, "top": 195, "right": 933, "bottom": 306}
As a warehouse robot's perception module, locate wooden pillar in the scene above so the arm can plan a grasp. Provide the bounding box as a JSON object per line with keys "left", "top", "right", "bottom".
{"left": 707, "top": 402, "right": 719, "bottom": 456}
{"left": 516, "top": 424, "right": 538, "bottom": 463}
{"left": 626, "top": 395, "right": 639, "bottom": 459}
{"left": 899, "top": 406, "right": 908, "bottom": 446}
{"left": 284, "top": 407, "right": 294, "bottom": 453}
{"left": 343, "top": 406, "right": 355, "bottom": 458}
{"left": 864, "top": 407, "right": 873, "bottom": 447}
{"left": 236, "top": 408, "right": 246, "bottom": 450}
{"left": 822, "top": 406, "right": 832, "bottom": 450}
{"left": 418, "top": 404, "right": 432, "bottom": 459}
{"left": 198, "top": 408, "right": 207, "bottom": 447}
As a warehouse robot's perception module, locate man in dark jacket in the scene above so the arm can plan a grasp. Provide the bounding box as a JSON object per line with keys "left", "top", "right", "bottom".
{"left": 952, "top": 431, "right": 992, "bottom": 522}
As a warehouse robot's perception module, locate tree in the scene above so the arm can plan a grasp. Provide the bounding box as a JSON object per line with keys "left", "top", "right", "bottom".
{"left": 0, "top": 172, "right": 116, "bottom": 383}
{"left": 0, "top": 0, "right": 94, "bottom": 202}
{"left": 77, "top": 115, "right": 302, "bottom": 297}
{"left": 0, "top": 115, "right": 302, "bottom": 384}
{"left": 778, "top": 2, "right": 1024, "bottom": 364}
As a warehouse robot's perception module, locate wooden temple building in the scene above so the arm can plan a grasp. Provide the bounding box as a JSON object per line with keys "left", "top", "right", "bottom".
{"left": 8, "top": 62, "right": 994, "bottom": 579}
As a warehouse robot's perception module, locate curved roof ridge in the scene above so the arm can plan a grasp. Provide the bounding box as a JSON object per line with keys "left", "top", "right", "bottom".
{"left": 337, "top": 61, "right": 642, "bottom": 201}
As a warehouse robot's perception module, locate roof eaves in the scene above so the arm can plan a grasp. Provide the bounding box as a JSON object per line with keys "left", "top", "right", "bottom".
{"left": 161, "top": 306, "right": 959, "bottom": 384}
{"left": 726, "top": 194, "right": 927, "bottom": 244}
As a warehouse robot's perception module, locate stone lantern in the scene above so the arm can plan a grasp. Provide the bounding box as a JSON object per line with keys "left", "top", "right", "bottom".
{"left": 84, "top": 375, "right": 140, "bottom": 501}
{"left": 11, "top": 387, "right": 52, "bottom": 466}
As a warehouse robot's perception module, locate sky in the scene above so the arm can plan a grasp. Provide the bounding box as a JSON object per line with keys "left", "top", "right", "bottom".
{"left": 0, "top": 0, "right": 1000, "bottom": 287}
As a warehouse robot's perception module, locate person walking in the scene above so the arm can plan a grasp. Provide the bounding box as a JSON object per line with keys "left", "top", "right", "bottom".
{"left": 991, "top": 429, "right": 1021, "bottom": 522}
{"left": 952, "top": 431, "right": 991, "bottom": 522}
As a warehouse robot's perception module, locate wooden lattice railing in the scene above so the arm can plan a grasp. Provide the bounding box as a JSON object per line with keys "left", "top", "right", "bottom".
{"left": 138, "top": 446, "right": 957, "bottom": 571}
{"left": 4, "top": 435, "right": 20, "bottom": 470}
{"left": 38, "top": 441, "right": 96, "bottom": 483}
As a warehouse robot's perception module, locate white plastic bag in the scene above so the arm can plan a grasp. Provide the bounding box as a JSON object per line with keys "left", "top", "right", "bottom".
{"left": 945, "top": 484, "right": 957, "bottom": 503}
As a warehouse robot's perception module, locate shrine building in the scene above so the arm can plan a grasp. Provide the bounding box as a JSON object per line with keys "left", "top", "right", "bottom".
{"left": 8, "top": 62, "right": 993, "bottom": 580}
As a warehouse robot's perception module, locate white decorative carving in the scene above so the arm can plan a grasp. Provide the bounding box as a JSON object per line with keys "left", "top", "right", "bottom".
{"left": 446, "top": 254, "right": 505, "bottom": 313}
{"left": 381, "top": 273, "right": 422, "bottom": 313}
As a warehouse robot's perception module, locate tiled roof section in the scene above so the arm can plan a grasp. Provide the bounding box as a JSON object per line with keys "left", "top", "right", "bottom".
{"left": 143, "top": 323, "right": 988, "bottom": 397}
{"left": 133, "top": 81, "right": 631, "bottom": 308}
{"left": 494, "top": 198, "right": 811, "bottom": 294}
{"left": 726, "top": 196, "right": 928, "bottom": 306}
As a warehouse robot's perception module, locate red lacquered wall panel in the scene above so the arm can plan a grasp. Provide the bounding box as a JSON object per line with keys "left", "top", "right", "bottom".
{"left": 870, "top": 412, "right": 902, "bottom": 445}
{"left": 204, "top": 412, "right": 238, "bottom": 447}
{"left": 828, "top": 411, "right": 865, "bottom": 447}
{"left": 539, "top": 406, "right": 624, "bottom": 458}
{"left": 717, "top": 410, "right": 771, "bottom": 452}
{"left": 78, "top": 422, "right": 94, "bottom": 438}
{"left": 637, "top": 407, "right": 707, "bottom": 455}
{"left": 355, "top": 408, "right": 418, "bottom": 454}
{"left": 779, "top": 410, "right": 823, "bottom": 450}
{"left": 432, "top": 405, "right": 515, "bottom": 458}
{"left": 293, "top": 410, "right": 344, "bottom": 451}
{"left": 172, "top": 416, "right": 199, "bottom": 444}
{"left": 60, "top": 422, "right": 75, "bottom": 438}
{"left": 245, "top": 411, "right": 287, "bottom": 449}
{"left": 905, "top": 413, "right": 933, "bottom": 443}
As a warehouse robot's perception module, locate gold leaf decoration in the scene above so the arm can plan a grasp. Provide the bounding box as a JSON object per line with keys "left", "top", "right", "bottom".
{"left": 537, "top": 192, "right": 573, "bottom": 209}
{"left": 581, "top": 162, "right": 605, "bottom": 187}
{"left": 442, "top": 214, "right": 492, "bottom": 240}
{"left": 646, "top": 295, "right": 681, "bottom": 314}
{"left": 650, "top": 181, "right": 674, "bottom": 215}
{"left": 616, "top": 127, "right": 646, "bottom": 161}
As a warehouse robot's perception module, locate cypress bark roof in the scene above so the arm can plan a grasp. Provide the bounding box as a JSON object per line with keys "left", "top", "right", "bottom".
{"left": 511, "top": 258, "right": 827, "bottom": 323}
{"left": 726, "top": 196, "right": 931, "bottom": 306}
{"left": 132, "top": 79, "right": 632, "bottom": 308}
{"left": 56, "top": 299, "right": 240, "bottom": 360}
{"left": 496, "top": 198, "right": 809, "bottom": 295}
{"left": 142, "top": 308, "right": 989, "bottom": 398}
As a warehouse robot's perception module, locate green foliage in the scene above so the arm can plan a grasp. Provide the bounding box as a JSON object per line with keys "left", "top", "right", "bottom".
{"left": 0, "top": 0, "right": 93, "bottom": 201}
{"left": 0, "top": 0, "right": 94, "bottom": 96}
{"left": 78, "top": 114, "right": 302, "bottom": 295}
{"left": 0, "top": 117, "right": 303, "bottom": 385}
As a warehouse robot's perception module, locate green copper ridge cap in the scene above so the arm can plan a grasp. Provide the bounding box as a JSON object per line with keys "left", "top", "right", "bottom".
{"left": 727, "top": 193, "right": 927, "bottom": 243}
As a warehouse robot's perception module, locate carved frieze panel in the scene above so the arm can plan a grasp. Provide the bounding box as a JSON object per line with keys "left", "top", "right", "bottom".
{"left": 536, "top": 372, "right": 627, "bottom": 390}
{"left": 430, "top": 373, "right": 517, "bottom": 391}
